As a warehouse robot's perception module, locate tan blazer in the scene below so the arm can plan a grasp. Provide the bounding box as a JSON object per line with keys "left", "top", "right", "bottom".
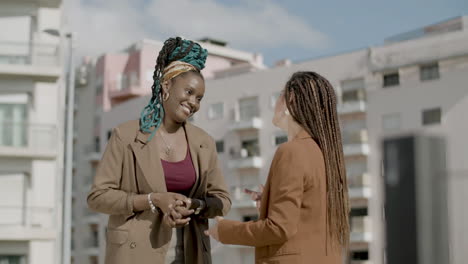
{"left": 218, "top": 130, "right": 343, "bottom": 264}
{"left": 87, "top": 120, "right": 231, "bottom": 264}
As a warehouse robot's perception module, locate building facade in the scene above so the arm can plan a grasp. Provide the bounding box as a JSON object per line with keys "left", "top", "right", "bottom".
{"left": 0, "top": 0, "right": 66, "bottom": 263}
{"left": 366, "top": 16, "right": 468, "bottom": 264}
{"left": 80, "top": 16, "right": 468, "bottom": 264}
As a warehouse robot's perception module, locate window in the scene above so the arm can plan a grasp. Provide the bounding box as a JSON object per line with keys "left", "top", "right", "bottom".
{"left": 274, "top": 135, "right": 288, "bottom": 146}
{"left": 241, "top": 138, "right": 260, "bottom": 157}
{"left": 342, "top": 89, "right": 365, "bottom": 103}
{"left": 0, "top": 255, "right": 27, "bottom": 264}
{"left": 94, "top": 136, "right": 100, "bottom": 152}
{"left": 420, "top": 63, "right": 439, "bottom": 81}
{"left": 215, "top": 140, "right": 224, "bottom": 153}
{"left": 90, "top": 223, "right": 99, "bottom": 248}
{"left": 208, "top": 102, "right": 224, "bottom": 120}
{"left": 0, "top": 173, "right": 26, "bottom": 225}
{"left": 238, "top": 97, "right": 259, "bottom": 121}
{"left": 341, "top": 78, "right": 366, "bottom": 103}
{"left": 382, "top": 113, "right": 401, "bottom": 131}
{"left": 89, "top": 256, "right": 98, "bottom": 264}
{"left": 350, "top": 250, "right": 369, "bottom": 260}
{"left": 383, "top": 72, "right": 399, "bottom": 87}
{"left": 350, "top": 207, "right": 368, "bottom": 217}
{"left": 0, "top": 94, "right": 28, "bottom": 147}
{"left": 95, "top": 77, "right": 103, "bottom": 95}
{"left": 422, "top": 108, "right": 441, "bottom": 125}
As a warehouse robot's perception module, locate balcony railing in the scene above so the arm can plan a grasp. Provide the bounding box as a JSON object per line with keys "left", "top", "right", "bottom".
{"left": 228, "top": 156, "right": 263, "bottom": 169}
{"left": 0, "top": 41, "right": 59, "bottom": 67}
{"left": 0, "top": 205, "right": 55, "bottom": 228}
{"left": 343, "top": 143, "right": 370, "bottom": 156}
{"left": 348, "top": 173, "right": 370, "bottom": 188}
{"left": 0, "top": 122, "right": 57, "bottom": 158}
{"left": 343, "top": 130, "right": 368, "bottom": 145}
{"left": 350, "top": 216, "right": 372, "bottom": 242}
{"left": 338, "top": 100, "right": 366, "bottom": 114}
{"left": 228, "top": 117, "right": 262, "bottom": 131}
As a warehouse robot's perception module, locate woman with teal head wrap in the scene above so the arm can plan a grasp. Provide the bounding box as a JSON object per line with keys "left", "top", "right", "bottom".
{"left": 88, "top": 37, "right": 231, "bottom": 264}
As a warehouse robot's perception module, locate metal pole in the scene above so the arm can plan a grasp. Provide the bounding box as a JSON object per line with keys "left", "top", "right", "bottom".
{"left": 62, "top": 32, "right": 75, "bottom": 264}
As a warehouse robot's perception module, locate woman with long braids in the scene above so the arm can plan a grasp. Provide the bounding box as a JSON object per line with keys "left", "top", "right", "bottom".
{"left": 88, "top": 37, "right": 231, "bottom": 264}
{"left": 206, "top": 71, "right": 349, "bottom": 263}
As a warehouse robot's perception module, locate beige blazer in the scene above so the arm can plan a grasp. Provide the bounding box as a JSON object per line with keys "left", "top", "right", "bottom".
{"left": 218, "top": 130, "right": 342, "bottom": 264}
{"left": 87, "top": 120, "right": 231, "bottom": 264}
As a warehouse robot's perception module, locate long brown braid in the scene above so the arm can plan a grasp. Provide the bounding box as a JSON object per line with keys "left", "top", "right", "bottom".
{"left": 284, "top": 71, "right": 350, "bottom": 247}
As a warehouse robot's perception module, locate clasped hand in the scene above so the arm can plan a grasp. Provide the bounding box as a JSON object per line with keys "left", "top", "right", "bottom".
{"left": 153, "top": 192, "right": 194, "bottom": 228}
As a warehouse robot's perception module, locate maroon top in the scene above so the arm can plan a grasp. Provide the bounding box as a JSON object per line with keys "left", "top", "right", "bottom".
{"left": 161, "top": 148, "right": 196, "bottom": 195}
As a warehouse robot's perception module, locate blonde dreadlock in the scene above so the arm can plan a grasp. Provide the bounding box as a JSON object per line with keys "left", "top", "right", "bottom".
{"left": 284, "top": 71, "right": 350, "bottom": 248}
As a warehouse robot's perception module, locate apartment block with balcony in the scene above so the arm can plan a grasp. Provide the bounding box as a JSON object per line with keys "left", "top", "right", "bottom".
{"left": 0, "top": 0, "right": 64, "bottom": 263}
{"left": 367, "top": 16, "right": 468, "bottom": 264}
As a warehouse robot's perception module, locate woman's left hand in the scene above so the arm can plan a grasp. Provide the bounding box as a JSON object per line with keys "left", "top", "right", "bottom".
{"left": 204, "top": 216, "right": 224, "bottom": 241}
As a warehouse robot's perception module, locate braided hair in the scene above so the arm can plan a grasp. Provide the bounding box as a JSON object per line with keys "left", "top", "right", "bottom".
{"left": 284, "top": 71, "right": 350, "bottom": 247}
{"left": 140, "top": 37, "right": 208, "bottom": 141}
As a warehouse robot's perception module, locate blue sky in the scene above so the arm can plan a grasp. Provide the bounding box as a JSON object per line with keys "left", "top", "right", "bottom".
{"left": 70, "top": 0, "right": 468, "bottom": 66}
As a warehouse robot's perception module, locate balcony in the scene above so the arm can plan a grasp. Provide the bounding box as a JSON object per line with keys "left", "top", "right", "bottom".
{"left": 342, "top": 129, "right": 369, "bottom": 156}
{"left": 228, "top": 156, "right": 263, "bottom": 170}
{"left": 230, "top": 185, "right": 258, "bottom": 209}
{"left": 348, "top": 173, "right": 371, "bottom": 199}
{"left": 108, "top": 74, "right": 149, "bottom": 104}
{"left": 348, "top": 173, "right": 370, "bottom": 188}
{"left": 338, "top": 100, "right": 366, "bottom": 115}
{"left": 0, "top": 122, "right": 58, "bottom": 159}
{"left": 343, "top": 143, "right": 370, "bottom": 156}
{"left": 85, "top": 144, "right": 101, "bottom": 164}
{"left": 228, "top": 117, "right": 262, "bottom": 131}
{"left": 350, "top": 216, "right": 372, "bottom": 243}
{"left": 0, "top": 205, "right": 56, "bottom": 240}
{"left": 349, "top": 187, "right": 372, "bottom": 199}
{"left": 0, "top": 41, "right": 61, "bottom": 79}
{"left": 343, "top": 130, "right": 368, "bottom": 144}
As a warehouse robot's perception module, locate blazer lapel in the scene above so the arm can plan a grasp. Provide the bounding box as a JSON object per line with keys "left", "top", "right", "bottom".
{"left": 130, "top": 130, "right": 167, "bottom": 193}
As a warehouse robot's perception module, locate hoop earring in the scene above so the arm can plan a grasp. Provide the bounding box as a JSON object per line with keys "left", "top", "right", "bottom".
{"left": 163, "top": 93, "right": 169, "bottom": 102}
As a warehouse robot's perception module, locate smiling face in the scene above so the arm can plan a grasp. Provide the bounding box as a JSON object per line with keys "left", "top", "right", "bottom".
{"left": 161, "top": 71, "right": 205, "bottom": 124}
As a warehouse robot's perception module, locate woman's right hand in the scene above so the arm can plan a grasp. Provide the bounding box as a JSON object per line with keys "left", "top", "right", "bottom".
{"left": 244, "top": 184, "right": 264, "bottom": 213}
{"left": 152, "top": 192, "right": 189, "bottom": 215}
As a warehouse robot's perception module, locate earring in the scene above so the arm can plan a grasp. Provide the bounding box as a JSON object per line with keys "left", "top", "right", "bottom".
{"left": 163, "top": 93, "right": 169, "bottom": 102}
{"left": 284, "top": 109, "right": 290, "bottom": 116}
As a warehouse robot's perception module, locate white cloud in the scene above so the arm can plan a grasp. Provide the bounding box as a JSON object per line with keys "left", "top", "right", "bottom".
{"left": 68, "top": 0, "right": 330, "bottom": 59}
{"left": 68, "top": 0, "right": 148, "bottom": 59}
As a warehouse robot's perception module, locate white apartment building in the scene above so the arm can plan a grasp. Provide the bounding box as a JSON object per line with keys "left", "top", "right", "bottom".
{"left": 0, "top": 0, "right": 65, "bottom": 264}
{"left": 73, "top": 38, "right": 265, "bottom": 264}
{"left": 366, "top": 16, "right": 468, "bottom": 264}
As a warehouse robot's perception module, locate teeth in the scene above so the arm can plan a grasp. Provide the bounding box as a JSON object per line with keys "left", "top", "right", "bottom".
{"left": 182, "top": 105, "right": 191, "bottom": 114}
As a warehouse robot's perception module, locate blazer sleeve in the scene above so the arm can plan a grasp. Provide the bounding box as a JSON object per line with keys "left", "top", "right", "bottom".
{"left": 87, "top": 128, "right": 135, "bottom": 218}
{"left": 218, "top": 144, "right": 303, "bottom": 246}
{"left": 199, "top": 138, "right": 232, "bottom": 219}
